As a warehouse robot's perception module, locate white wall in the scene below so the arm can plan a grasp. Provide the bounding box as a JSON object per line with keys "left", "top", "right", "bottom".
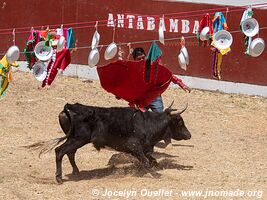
{"left": 17, "top": 62, "right": 267, "bottom": 98}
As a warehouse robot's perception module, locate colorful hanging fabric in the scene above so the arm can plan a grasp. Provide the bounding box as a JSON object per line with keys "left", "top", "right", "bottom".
{"left": 145, "top": 41, "right": 162, "bottom": 83}
{"left": 23, "top": 28, "right": 75, "bottom": 87}
{"left": 212, "top": 48, "right": 223, "bottom": 79}
{"left": 24, "top": 28, "right": 76, "bottom": 69}
{"left": 213, "top": 12, "right": 228, "bottom": 33}
{"left": 42, "top": 48, "right": 71, "bottom": 87}
{"left": 56, "top": 28, "right": 68, "bottom": 47}
{"left": 66, "top": 28, "right": 76, "bottom": 49}
{"left": 211, "top": 12, "right": 230, "bottom": 80}
{"left": 146, "top": 41, "right": 162, "bottom": 64}
{"left": 240, "top": 8, "right": 254, "bottom": 55}
{"left": 23, "top": 30, "right": 40, "bottom": 69}
{"left": 23, "top": 30, "right": 51, "bottom": 69}
{"left": 197, "top": 13, "right": 214, "bottom": 46}
{"left": 0, "top": 55, "right": 18, "bottom": 97}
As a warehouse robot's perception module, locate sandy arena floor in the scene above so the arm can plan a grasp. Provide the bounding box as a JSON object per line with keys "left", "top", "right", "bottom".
{"left": 0, "top": 71, "right": 266, "bottom": 200}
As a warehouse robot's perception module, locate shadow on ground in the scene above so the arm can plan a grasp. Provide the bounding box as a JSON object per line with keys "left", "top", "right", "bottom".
{"left": 63, "top": 152, "right": 193, "bottom": 183}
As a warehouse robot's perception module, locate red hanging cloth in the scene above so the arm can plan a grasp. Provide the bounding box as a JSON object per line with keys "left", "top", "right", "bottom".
{"left": 97, "top": 60, "right": 172, "bottom": 109}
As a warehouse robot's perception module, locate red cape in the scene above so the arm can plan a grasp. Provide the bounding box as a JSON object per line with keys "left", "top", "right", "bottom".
{"left": 97, "top": 60, "right": 172, "bottom": 108}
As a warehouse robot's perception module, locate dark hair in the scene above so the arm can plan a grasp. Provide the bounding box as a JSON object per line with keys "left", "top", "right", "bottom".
{"left": 132, "top": 47, "right": 146, "bottom": 60}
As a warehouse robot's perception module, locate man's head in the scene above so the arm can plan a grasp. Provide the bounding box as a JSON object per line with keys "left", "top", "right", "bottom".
{"left": 132, "top": 47, "right": 146, "bottom": 60}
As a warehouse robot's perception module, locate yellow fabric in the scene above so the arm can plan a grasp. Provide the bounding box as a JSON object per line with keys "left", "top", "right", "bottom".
{"left": 0, "top": 76, "right": 9, "bottom": 96}
{"left": 217, "top": 52, "right": 223, "bottom": 80}
{"left": 211, "top": 41, "right": 231, "bottom": 55}
{"left": 0, "top": 55, "right": 9, "bottom": 77}
{"left": 0, "top": 55, "right": 18, "bottom": 77}
{"left": 0, "top": 54, "right": 18, "bottom": 96}
{"left": 218, "top": 47, "right": 231, "bottom": 55}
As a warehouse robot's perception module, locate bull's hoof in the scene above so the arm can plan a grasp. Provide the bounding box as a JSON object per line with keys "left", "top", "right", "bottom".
{"left": 72, "top": 169, "right": 80, "bottom": 175}
{"left": 143, "top": 162, "right": 151, "bottom": 168}
{"left": 56, "top": 176, "right": 63, "bottom": 184}
{"left": 164, "top": 138, "right": 172, "bottom": 146}
{"left": 150, "top": 160, "right": 159, "bottom": 167}
{"left": 142, "top": 162, "right": 153, "bottom": 169}
{"left": 149, "top": 171, "right": 162, "bottom": 178}
{"left": 152, "top": 163, "right": 163, "bottom": 170}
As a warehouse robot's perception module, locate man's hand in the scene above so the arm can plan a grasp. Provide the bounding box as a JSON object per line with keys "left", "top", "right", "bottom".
{"left": 183, "top": 86, "right": 191, "bottom": 93}
{"left": 58, "top": 69, "right": 63, "bottom": 75}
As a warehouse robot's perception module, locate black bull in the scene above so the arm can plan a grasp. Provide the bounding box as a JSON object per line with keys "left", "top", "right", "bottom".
{"left": 28, "top": 103, "right": 191, "bottom": 184}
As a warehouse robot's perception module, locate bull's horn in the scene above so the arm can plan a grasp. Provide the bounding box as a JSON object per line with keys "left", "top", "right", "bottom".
{"left": 171, "top": 103, "right": 188, "bottom": 115}
{"left": 179, "top": 103, "right": 188, "bottom": 114}
{"left": 167, "top": 100, "right": 174, "bottom": 110}
{"left": 165, "top": 100, "right": 176, "bottom": 114}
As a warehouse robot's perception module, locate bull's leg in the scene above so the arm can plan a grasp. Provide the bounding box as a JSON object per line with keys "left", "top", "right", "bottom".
{"left": 124, "top": 139, "right": 151, "bottom": 168}
{"left": 145, "top": 154, "right": 158, "bottom": 166}
{"left": 163, "top": 138, "right": 172, "bottom": 146}
{"left": 66, "top": 150, "right": 79, "bottom": 175}
{"left": 55, "top": 145, "right": 65, "bottom": 184}
{"left": 144, "top": 147, "right": 158, "bottom": 167}
{"left": 55, "top": 138, "right": 88, "bottom": 184}
{"left": 133, "top": 150, "right": 162, "bottom": 178}
{"left": 134, "top": 152, "right": 150, "bottom": 168}
{"left": 131, "top": 149, "right": 150, "bottom": 168}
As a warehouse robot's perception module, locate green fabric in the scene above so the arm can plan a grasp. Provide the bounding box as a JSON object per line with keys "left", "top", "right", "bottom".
{"left": 0, "top": 76, "right": 8, "bottom": 96}
{"left": 244, "top": 36, "right": 251, "bottom": 55}
{"left": 146, "top": 41, "right": 162, "bottom": 64}
{"left": 0, "top": 63, "right": 8, "bottom": 75}
{"left": 239, "top": 10, "right": 254, "bottom": 30}
{"left": 23, "top": 31, "right": 38, "bottom": 69}
{"left": 240, "top": 9, "right": 254, "bottom": 56}
{"left": 196, "top": 31, "right": 201, "bottom": 47}
{"left": 247, "top": 10, "right": 253, "bottom": 17}
{"left": 145, "top": 41, "right": 162, "bottom": 82}
{"left": 44, "top": 32, "right": 51, "bottom": 47}
{"left": 67, "top": 28, "right": 76, "bottom": 49}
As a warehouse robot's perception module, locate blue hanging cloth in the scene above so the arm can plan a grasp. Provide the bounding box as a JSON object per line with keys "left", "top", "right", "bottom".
{"left": 66, "top": 28, "right": 76, "bottom": 49}
{"left": 213, "top": 12, "right": 228, "bottom": 33}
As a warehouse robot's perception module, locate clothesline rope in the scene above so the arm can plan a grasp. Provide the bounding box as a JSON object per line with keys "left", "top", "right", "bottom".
{"left": 0, "top": 6, "right": 265, "bottom": 36}
{"left": 1, "top": 26, "right": 266, "bottom": 56}
{"left": 125, "top": 2, "right": 267, "bottom": 17}
{"left": 0, "top": 2, "right": 266, "bottom": 34}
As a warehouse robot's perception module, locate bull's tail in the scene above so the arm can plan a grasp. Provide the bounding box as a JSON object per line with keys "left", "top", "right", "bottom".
{"left": 24, "top": 105, "right": 75, "bottom": 157}
{"left": 63, "top": 104, "right": 74, "bottom": 134}
{"left": 24, "top": 135, "right": 68, "bottom": 158}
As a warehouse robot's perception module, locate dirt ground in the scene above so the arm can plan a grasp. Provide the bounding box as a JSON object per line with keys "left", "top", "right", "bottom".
{"left": 0, "top": 71, "right": 266, "bottom": 200}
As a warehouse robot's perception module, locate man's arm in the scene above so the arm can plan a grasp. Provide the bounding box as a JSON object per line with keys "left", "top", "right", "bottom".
{"left": 171, "top": 75, "right": 191, "bottom": 93}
